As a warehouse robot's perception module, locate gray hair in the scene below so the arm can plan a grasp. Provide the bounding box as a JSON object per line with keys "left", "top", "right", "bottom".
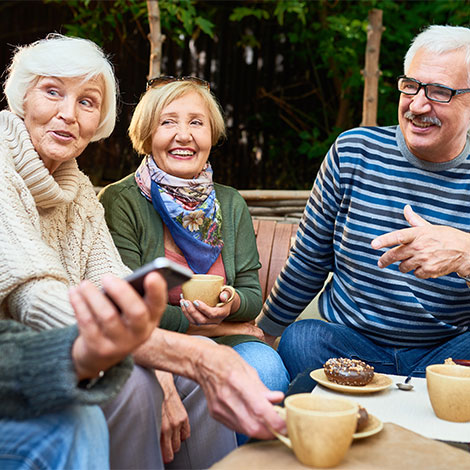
{"left": 404, "top": 25, "right": 470, "bottom": 86}
{"left": 3, "top": 33, "right": 118, "bottom": 141}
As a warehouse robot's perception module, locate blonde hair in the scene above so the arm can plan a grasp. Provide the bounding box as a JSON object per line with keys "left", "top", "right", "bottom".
{"left": 3, "top": 33, "right": 118, "bottom": 141}
{"left": 129, "top": 81, "right": 226, "bottom": 155}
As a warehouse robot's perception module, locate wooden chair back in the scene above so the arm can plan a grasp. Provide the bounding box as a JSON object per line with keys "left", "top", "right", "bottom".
{"left": 252, "top": 219, "right": 299, "bottom": 302}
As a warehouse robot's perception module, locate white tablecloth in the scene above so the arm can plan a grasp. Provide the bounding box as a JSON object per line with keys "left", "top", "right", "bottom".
{"left": 312, "top": 374, "right": 470, "bottom": 443}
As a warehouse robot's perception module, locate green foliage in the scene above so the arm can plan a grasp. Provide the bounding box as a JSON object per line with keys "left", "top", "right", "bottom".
{"left": 42, "top": 0, "right": 470, "bottom": 189}
{"left": 45, "top": 0, "right": 215, "bottom": 46}
{"left": 160, "top": 0, "right": 215, "bottom": 41}
{"left": 229, "top": 6, "right": 270, "bottom": 21}
{"left": 227, "top": 0, "right": 470, "bottom": 171}
{"left": 44, "top": 0, "right": 148, "bottom": 45}
{"left": 273, "top": 1, "right": 307, "bottom": 26}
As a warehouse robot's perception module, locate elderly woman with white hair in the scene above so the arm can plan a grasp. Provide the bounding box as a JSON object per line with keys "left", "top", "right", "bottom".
{"left": 0, "top": 34, "right": 287, "bottom": 470}
{"left": 0, "top": 34, "right": 125, "bottom": 325}
{"left": 0, "top": 33, "right": 224, "bottom": 469}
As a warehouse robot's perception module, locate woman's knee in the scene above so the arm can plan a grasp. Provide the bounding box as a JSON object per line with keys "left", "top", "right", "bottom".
{"left": 233, "top": 341, "right": 290, "bottom": 392}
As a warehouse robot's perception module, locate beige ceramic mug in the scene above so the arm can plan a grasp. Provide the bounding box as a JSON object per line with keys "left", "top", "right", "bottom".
{"left": 181, "top": 274, "right": 235, "bottom": 307}
{"left": 273, "top": 394, "right": 358, "bottom": 468}
{"left": 426, "top": 364, "right": 470, "bottom": 422}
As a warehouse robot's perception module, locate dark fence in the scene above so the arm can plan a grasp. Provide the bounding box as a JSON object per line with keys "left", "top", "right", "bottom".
{"left": 0, "top": 1, "right": 335, "bottom": 190}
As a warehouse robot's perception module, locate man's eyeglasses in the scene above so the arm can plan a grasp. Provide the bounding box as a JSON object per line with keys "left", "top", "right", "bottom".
{"left": 146, "top": 75, "right": 210, "bottom": 91}
{"left": 397, "top": 75, "right": 470, "bottom": 103}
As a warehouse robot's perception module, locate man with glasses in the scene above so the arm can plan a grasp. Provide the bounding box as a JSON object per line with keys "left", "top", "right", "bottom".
{"left": 257, "top": 25, "right": 470, "bottom": 384}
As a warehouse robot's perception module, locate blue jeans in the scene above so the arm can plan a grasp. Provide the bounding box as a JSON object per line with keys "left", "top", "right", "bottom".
{"left": 0, "top": 405, "right": 109, "bottom": 470}
{"left": 233, "top": 341, "right": 290, "bottom": 446}
{"left": 278, "top": 319, "right": 470, "bottom": 381}
{"left": 233, "top": 341, "right": 290, "bottom": 393}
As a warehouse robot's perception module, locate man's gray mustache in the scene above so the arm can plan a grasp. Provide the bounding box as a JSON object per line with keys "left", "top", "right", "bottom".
{"left": 404, "top": 111, "right": 442, "bottom": 127}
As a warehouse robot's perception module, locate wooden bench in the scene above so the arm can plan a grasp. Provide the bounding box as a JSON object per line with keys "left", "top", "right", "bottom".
{"left": 252, "top": 219, "right": 299, "bottom": 302}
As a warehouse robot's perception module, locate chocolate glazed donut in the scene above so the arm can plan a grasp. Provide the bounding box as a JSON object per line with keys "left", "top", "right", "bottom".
{"left": 323, "top": 358, "right": 374, "bottom": 386}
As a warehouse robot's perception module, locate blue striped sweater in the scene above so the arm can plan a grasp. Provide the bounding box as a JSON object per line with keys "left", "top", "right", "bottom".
{"left": 258, "top": 125, "right": 470, "bottom": 347}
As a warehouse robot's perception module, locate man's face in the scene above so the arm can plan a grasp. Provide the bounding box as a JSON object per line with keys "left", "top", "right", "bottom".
{"left": 398, "top": 48, "right": 470, "bottom": 162}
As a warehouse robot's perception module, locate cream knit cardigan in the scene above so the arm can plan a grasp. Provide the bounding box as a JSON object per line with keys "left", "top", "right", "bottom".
{"left": 0, "top": 110, "right": 129, "bottom": 330}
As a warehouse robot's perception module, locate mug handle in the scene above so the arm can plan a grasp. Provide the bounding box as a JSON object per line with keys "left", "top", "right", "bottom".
{"left": 216, "top": 285, "right": 236, "bottom": 307}
{"left": 271, "top": 406, "right": 292, "bottom": 449}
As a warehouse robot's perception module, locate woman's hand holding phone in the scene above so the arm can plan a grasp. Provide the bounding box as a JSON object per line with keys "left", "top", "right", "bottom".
{"left": 69, "top": 272, "right": 167, "bottom": 381}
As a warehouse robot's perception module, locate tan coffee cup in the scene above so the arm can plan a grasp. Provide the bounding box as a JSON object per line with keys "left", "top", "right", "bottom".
{"left": 273, "top": 394, "right": 358, "bottom": 468}
{"left": 181, "top": 274, "right": 235, "bottom": 307}
{"left": 426, "top": 364, "right": 470, "bottom": 422}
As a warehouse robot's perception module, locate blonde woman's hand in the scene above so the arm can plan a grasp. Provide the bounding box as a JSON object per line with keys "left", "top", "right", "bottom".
{"left": 180, "top": 290, "right": 241, "bottom": 325}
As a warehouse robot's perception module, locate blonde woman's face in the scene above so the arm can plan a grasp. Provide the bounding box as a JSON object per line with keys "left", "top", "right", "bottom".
{"left": 151, "top": 92, "right": 212, "bottom": 179}
{"left": 23, "top": 76, "right": 103, "bottom": 174}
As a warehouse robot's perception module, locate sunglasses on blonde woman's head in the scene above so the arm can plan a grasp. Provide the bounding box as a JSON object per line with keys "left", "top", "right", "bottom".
{"left": 146, "top": 75, "right": 210, "bottom": 91}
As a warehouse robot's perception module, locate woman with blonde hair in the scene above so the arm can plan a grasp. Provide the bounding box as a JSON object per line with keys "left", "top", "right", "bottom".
{"left": 99, "top": 76, "right": 289, "bottom": 453}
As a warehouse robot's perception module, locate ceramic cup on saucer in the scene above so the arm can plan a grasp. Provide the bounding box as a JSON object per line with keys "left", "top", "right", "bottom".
{"left": 181, "top": 274, "right": 235, "bottom": 307}
{"left": 273, "top": 393, "right": 358, "bottom": 468}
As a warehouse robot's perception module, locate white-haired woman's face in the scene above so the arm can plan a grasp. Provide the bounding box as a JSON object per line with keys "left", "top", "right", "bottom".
{"left": 23, "top": 75, "right": 104, "bottom": 173}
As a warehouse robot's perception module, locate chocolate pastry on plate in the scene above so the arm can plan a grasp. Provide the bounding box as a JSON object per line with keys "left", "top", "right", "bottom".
{"left": 356, "top": 405, "right": 369, "bottom": 432}
{"left": 323, "top": 357, "right": 374, "bottom": 386}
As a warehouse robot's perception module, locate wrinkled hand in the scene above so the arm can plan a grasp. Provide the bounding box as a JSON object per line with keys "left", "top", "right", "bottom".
{"left": 371, "top": 205, "right": 470, "bottom": 279}
{"left": 180, "top": 290, "right": 240, "bottom": 325}
{"left": 197, "top": 344, "right": 286, "bottom": 439}
{"left": 70, "top": 272, "right": 166, "bottom": 381}
{"left": 156, "top": 370, "right": 191, "bottom": 463}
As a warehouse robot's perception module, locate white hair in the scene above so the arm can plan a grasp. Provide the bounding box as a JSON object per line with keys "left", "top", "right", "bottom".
{"left": 404, "top": 25, "right": 470, "bottom": 85}
{"left": 3, "top": 33, "right": 118, "bottom": 141}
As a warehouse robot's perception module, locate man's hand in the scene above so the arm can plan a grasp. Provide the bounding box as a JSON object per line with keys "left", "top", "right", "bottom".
{"left": 371, "top": 205, "right": 470, "bottom": 279}
{"left": 196, "top": 343, "right": 286, "bottom": 439}
{"left": 70, "top": 272, "right": 166, "bottom": 381}
{"left": 156, "top": 370, "right": 191, "bottom": 464}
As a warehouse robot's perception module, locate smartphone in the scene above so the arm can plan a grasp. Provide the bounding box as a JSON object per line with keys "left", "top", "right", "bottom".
{"left": 103, "top": 257, "right": 193, "bottom": 310}
{"left": 124, "top": 257, "right": 193, "bottom": 295}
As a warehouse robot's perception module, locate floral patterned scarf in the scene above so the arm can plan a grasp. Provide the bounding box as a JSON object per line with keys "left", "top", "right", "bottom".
{"left": 135, "top": 156, "right": 223, "bottom": 273}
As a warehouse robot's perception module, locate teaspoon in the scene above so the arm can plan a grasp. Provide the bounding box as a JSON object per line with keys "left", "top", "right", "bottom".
{"left": 396, "top": 375, "right": 414, "bottom": 391}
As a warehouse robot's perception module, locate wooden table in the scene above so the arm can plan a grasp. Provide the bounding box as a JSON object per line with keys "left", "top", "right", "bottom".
{"left": 211, "top": 423, "right": 470, "bottom": 469}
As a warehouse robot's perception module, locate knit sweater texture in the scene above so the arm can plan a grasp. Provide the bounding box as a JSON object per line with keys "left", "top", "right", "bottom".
{"left": 0, "top": 110, "right": 129, "bottom": 330}
{"left": 99, "top": 174, "right": 263, "bottom": 346}
{"left": 0, "top": 320, "right": 133, "bottom": 419}
{"left": 258, "top": 125, "right": 470, "bottom": 346}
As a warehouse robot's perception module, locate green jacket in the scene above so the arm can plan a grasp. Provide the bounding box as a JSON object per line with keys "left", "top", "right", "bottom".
{"left": 99, "top": 175, "right": 263, "bottom": 346}
{"left": 0, "top": 320, "right": 132, "bottom": 419}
